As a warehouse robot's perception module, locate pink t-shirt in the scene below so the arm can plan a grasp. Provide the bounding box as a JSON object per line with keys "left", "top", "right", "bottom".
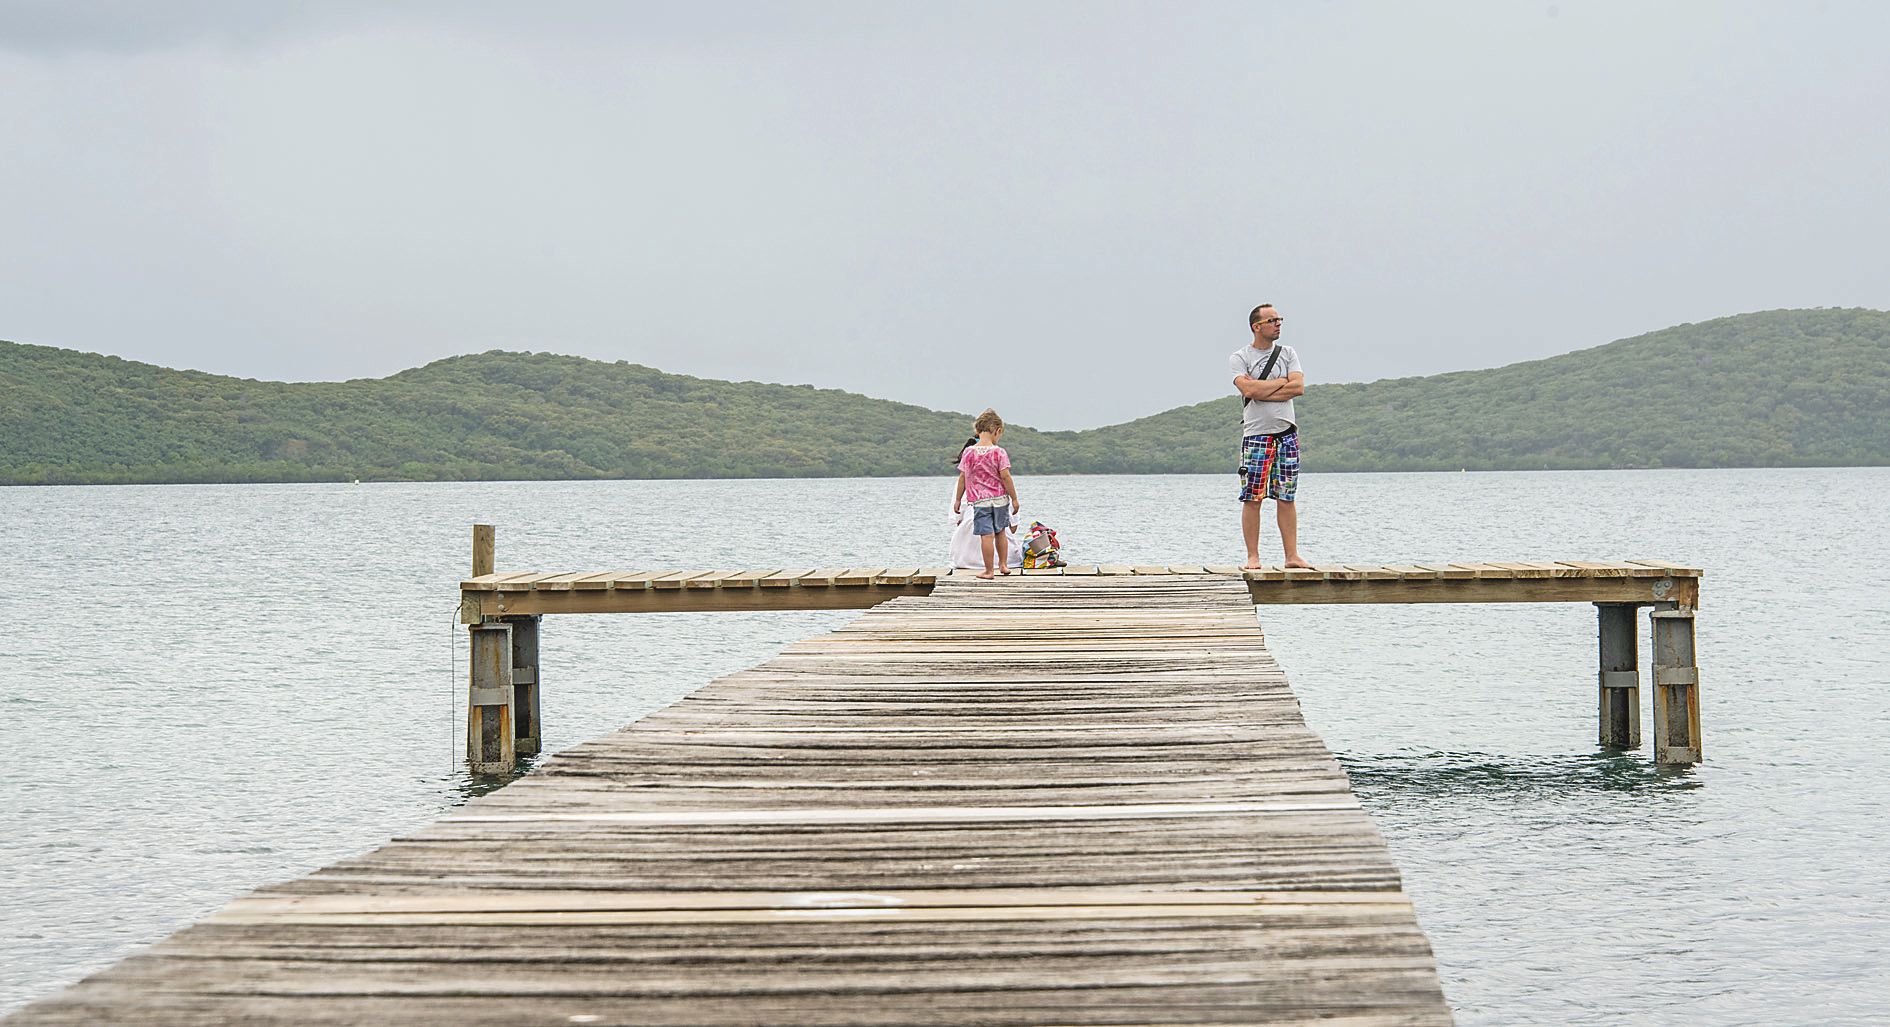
{"left": 958, "top": 444, "right": 1011, "bottom": 504}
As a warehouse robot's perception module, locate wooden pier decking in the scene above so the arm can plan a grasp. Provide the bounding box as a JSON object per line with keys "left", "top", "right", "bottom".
{"left": 459, "top": 554, "right": 1704, "bottom": 773}
{"left": 459, "top": 560, "right": 1702, "bottom": 619}
{"left": 13, "top": 575, "right": 1455, "bottom": 1025}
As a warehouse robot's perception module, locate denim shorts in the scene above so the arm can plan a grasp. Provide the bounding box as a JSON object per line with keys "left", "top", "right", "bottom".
{"left": 971, "top": 503, "right": 1011, "bottom": 535}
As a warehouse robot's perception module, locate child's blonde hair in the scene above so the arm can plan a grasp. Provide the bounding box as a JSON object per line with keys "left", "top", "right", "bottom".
{"left": 973, "top": 408, "right": 1004, "bottom": 436}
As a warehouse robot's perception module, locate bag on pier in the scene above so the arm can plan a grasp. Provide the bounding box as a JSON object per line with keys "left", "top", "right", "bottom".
{"left": 1021, "top": 521, "right": 1063, "bottom": 569}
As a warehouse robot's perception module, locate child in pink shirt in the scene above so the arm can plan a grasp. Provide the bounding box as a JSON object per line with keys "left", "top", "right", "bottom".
{"left": 952, "top": 408, "right": 1022, "bottom": 579}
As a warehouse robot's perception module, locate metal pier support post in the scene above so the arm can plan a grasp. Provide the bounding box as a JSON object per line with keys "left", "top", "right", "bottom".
{"left": 509, "top": 615, "right": 542, "bottom": 757}
{"left": 1650, "top": 606, "right": 1702, "bottom": 765}
{"left": 1596, "top": 603, "right": 1641, "bottom": 750}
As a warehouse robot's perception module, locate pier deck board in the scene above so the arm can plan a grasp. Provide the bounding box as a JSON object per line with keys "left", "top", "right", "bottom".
{"left": 13, "top": 576, "right": 1452, "bottom": 1026}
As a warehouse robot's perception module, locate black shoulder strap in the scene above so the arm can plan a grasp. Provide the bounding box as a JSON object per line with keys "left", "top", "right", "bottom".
{"left": 1238, "top": 346, "right": 1286, "bottom": 422}
{"left": 1258, "top": 345, "right": 1284, "bottom": 380}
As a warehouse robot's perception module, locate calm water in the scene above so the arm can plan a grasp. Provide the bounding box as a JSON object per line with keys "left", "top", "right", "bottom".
{"left": 3, "top": 470, "right": 1888, "bottom": 1023}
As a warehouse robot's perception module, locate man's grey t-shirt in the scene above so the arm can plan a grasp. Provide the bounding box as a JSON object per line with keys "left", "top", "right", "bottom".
{"left": 1229, "top": 343, "right": 1302, "bottom": 438}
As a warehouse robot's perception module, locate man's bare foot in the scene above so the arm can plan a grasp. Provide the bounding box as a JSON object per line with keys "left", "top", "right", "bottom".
{"left": 976, "top": 571, "right": 995, "bottom": 580}
{"left": 1284, "top": 557, "right": 1315, "bottom": 569}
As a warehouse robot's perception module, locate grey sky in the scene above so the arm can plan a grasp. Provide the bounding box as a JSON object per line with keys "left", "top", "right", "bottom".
{"left": 3, "top": 2, "right": 1885, "bottom": 429}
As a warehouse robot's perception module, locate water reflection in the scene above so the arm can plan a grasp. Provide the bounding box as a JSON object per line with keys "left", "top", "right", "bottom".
{"left": 1339, "top": 749, "right": 1704, "bottom": 798}
{"left": 450, "top": 758, "right": 540, "bottom": 803}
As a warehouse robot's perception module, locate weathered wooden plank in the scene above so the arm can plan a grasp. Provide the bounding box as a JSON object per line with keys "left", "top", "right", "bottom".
{"left": 1628, "top": 558, "right": 1703, "bottom": 577}
{"left": 484, "top": 571, "right": 548, "bottom": 592}
{"left": 1247, "top": 575, "right": 1692, "bottom": 605}
{"left": 1556, "top": 560, "right": 1632, "bottom": 577}
{"left": 218, "top": 888, "right": 1414, "bottom": 916}
{"left": 1615, "top": 561, "right": 1682, "bottom": 578}
{"left": 649, "top": 570, "right": 714, "bottom": 589}
{"left": 529, "top": 572, "right": 599, "bottom": 591}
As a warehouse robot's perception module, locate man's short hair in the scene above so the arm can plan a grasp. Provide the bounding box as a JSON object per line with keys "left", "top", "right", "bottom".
{"left": 1249, "top": 303, "right": 1275, "bottom": 327}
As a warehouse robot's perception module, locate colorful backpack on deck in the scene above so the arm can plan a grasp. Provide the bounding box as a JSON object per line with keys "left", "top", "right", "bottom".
{"left": 1021, "top": 521, "right": 1064, "bottom": 569}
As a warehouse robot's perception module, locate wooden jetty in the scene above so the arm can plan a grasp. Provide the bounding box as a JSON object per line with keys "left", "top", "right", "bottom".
{"left": 8, "top": 529, "right": 1702, "bottom": 1025}
{"left": 14, "top": 573, "right": 1456, "bottom": 1025}
{"left": 458, "top": 527, "right": 1702, "bottom": 774}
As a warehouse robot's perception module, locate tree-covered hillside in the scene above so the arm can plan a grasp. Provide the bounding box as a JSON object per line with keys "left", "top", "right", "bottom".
{"left": 2, "top": 308, "right": 1885, "bottom": 485}
{"left": 1097, "top": 307, "right": 1890, "bottom": 472}
{"left": 0, "top": 348, "right": 994, "bottom": 484}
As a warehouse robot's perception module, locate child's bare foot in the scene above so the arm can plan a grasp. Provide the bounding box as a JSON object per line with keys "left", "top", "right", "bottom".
{"left": 1284, "top": 557, "right": 1315, "bottom": 569}
{"left": 976, "top": 571, "right": 995, "bottom": 580}
{"left": 998, "top": 568, "right": 1011, "bottom": 576}
{"left": 1242, "top": 560, "right": 1263, "bottom": 570}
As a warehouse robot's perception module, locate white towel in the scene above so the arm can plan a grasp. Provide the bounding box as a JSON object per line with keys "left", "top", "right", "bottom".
{"left": 949, "top": 502, "right": 1022, "bottom": 569}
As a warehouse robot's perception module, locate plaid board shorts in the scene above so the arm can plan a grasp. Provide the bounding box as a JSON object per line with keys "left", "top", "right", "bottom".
{"left": 1237, "top": 430, "right": 1300, "bottom": 503}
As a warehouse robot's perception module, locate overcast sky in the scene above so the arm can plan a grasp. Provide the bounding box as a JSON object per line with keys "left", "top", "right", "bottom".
{"left": 2, "top": 2, "right": 1885, "bottom": 429}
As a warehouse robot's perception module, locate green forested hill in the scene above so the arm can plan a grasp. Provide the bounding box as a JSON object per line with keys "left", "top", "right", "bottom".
{"left": 1095, "top": 307, "right": 1890, "bottom": 472}
{"left": 2, "top": 308, "right": 1886, "bottom": 485}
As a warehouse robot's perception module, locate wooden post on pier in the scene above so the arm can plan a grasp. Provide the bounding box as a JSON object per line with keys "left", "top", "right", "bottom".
{"left": 466, "top": 620, "right": 515, "bottom": 774}
{"left": 472, "top": 523, "right": 494, "bottom": 578}
{"left": 508, "top": 615, "right": 542, "bottom": 757}
{"left": 1650, "top": 607, "right": 1702, "bottom": 765}
{"left": 1596, "top": 603, "right": 1641, "bottom": 750}
{"left": 466, "top": 524, "right": 517, "bottom": 774}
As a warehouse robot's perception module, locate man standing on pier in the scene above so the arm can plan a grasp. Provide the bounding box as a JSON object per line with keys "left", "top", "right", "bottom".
{"left": 1230, "top": 303, "right": 1311, "bottom": 570}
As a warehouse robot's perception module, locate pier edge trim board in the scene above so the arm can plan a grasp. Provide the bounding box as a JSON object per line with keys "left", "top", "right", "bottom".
{"left": 461, "top": 561, "right": 1700, "bottom": 619}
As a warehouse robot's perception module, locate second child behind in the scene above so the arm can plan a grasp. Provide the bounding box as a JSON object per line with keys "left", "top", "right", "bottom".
{"left": 953, "top": 408, "right": 1022, "bottom": 580}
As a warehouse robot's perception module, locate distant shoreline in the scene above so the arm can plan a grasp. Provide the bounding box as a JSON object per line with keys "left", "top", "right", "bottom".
{"left": 6, "top": 307, "right": 1887, "bottom": 484}
{"left": 7, "top": 463, "right": 1886, "bottom": 489}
